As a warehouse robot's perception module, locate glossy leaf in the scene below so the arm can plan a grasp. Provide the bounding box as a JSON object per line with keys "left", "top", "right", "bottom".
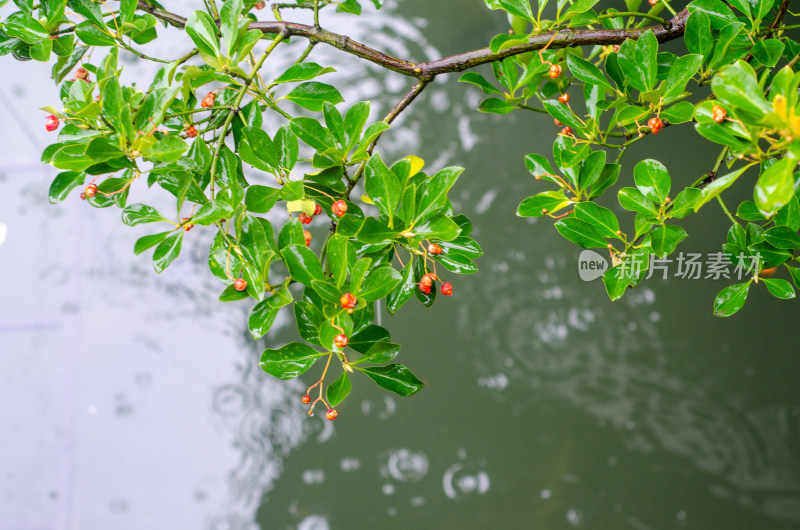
{"left": 554, "top": 217, "right": 608, "bottom": 249}
{"left": 152, "top": 232, "right": 183, "bottom": 273}
{"left": 283, "top": 82, "right": 344, "bottom": 112}
{"left": 762, "top": 278, "right": 795, "bottom": 299}
{"left": 259, "top": 342, "right": 321, "bottom": 380}
{"left": 358, "top": 364, "right": 424, "bottom": 396}
{"left": 326, "top": 372, "right": 352, "bottom": 407}
{"left": 713, "top": 281, "right": 751, "bottom": 317}
{"left": 281, "top": 244, "right": 324, "bottom": 286}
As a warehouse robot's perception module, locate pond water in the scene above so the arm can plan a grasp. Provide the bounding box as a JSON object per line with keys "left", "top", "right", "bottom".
{"left": 1, "top": 1, "right": 799, "bottom": 529}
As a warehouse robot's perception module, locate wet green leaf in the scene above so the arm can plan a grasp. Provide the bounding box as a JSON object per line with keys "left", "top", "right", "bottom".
{"left": 358, "top": 364, "right": 424, "bottom": 396}
{"left": 259, "top": 342, "right": 321, "bottom": 380}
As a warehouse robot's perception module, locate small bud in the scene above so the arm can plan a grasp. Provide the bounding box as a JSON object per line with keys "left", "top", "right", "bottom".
{"left": 558, "top": 93, "right": 570, "bottom": 104}
{"left": 541, "top": 208, "right": 548, "bottom": 215}
{"left": 233, "top": 278, "right": 247, "bottom": 291}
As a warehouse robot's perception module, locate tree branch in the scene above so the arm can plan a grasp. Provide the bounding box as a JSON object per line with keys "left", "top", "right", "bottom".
{"left": 137, "top": 1, "right": 689, "bottom": 80}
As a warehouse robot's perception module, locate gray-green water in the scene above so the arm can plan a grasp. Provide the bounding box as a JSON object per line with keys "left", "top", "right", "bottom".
{"left": 1, "top": 1, "right": 799, "bottom": 529}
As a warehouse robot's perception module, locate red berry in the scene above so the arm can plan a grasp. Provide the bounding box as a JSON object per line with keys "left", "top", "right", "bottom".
{"left": 313, "top": 203, "right": 322, "bottom": 216}
{"left": 326, "top": 408, "right": 338, "bottom": 420}
{"left": 84, "top": 183, "right": 97, "bottom": 198}
{"left": 75, "top": 67, "right": 88, "bottom": 80}
{"left": 560, "top": 127, "right": 573, "bottom": 136}
{"left": 420, "top": 273, "right": 435, "bottom": 287}
{"left": 548, "top": 64, "right": 562, "bottom": 79}
{"left": 712, "top": 105, "right": 726, "bottom": 124}
{"left": 255, "top": 0, "right": 265, "bottom": 8}
{"left": 648, "top": 117, "right": 664, "bottom": 133}
{"left": 80, "top": 192, "right": 86, "bottom": 200}
{"left": 303, "top": 230, "right": 312, "bottom": 246}
{"left": 233, "top": 278, "right": 247, "bottom": 291}
{"left": 201, "top": 93, "right": 215, "bottom": 108}
{"left": 418, "top": 283, "right": 431, "bottom": 294}
{"left": 301, "top": 395, "right": 311, "bottom": 404}
{"left": 340, "top": 292, "right": 356, "bottom": 309}
{"left": 441, "top": 282, "right": 453, "bottom": 296}
{"left": 181, "top": 217, "right": 193, "bottom": 231}
{"left": 428, "top": 243, "right": 443, "bottom": 255}
{"left": 558, "top": 93, "right": 570, "bottom": 104}
{"left": 299, "top": 212, "right": 312, "bottom": 224}
{"left": 45, "top": 115, "right": 59, "bottom": 132}
{"left": 553, "top": 119, "right": 563, "bottom": 126}
{"left": 334, "top": 334, "right": 348, "bottom": 348}
{"left": 186, "top": 126, "right": 197, "bottom": 138}
{"left": 332, "top": 200, "right": 348, "bottom": 217}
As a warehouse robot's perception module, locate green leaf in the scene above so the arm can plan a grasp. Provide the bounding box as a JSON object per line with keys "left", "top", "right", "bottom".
{"left": 68, "top": 0, "right": 104, "bottom": 26}
{"left": 386, "top": 261, "right": 415, "bottom": 315}
{"left": 184, "top": 10, "right": 220, "bottom": 58}
{"left": 754, "top": 157, "right": 797, "bottom": 217}
{"left": 274, "top": 62, "right": 336, "bottom": 84}
{"left": 414, "top": 166, "right": 463, "bottom": 223}
{"left": 517, "top": 190, "right": 571, "bottom": 217}
{"left": 281, "top": 244, "right": 324, "bottom": 286}
{"left": 354, "top": 341, "right": 401, "bottom": 364}
{"left": 294, "top": 300, "right": 323, "bottom": 345}
{"left": 245, "top": 185, "right": 281, "bottom": 213}
{"left": 413, "top": 215, "right": 461, "bottom": 241}
{"left": 48, "top": 171, "right": 84, "bottom": 203}
{"left": 283, "top": 82, "right": 344, "bottom": 112}
{"left": 220, "top": 0, "right": 243, "bottom": 57}
{"left": 219, "top": 284, "right": 249, "bottom": 302}
{"left": 259, "top": 342, "right": 321, "bottom": 380}
{"left": 752, "top": 39, "right": 785, "bottom": 67}
{"left": 121, "top": 203, "right": 168, "bottom": 226}
{"left": 433, "top": 252, "right": 478, "bottom": 274}
{"left": 573, "top": 202, "right": 620, "bottom": 238}
{"left": 543, "top": 100, "right": 583, "bottom": 130}
{"left": 3, "top": 13, "right": 48, "bottom": 44}
{"left": 152, "top": 232, "right": 183, "bottom": 273}
{"left": 633, "top": 159, "right": 671, "bottom": 203}
{"left": 712, "top": 60, "right": 771, "bottom": 119}
{"left": 239, "top": 126, "right": 280, "bottom": 172}
{"left": 359, "top": 265, "right": 402, "bottom": 301}
{"left": 763, "top": 226, "right": 800, "bottom": 250}
{"left": 762, "top": 278, "right": 795, "bottom": 299}
{"left": 603, "top": 265, "right": 632, "bottom": 301}
{"left": 348, "top": 324, "right": 390, "bottom": 354}
{"left": 358, "top": 364, "right": 424, "bottom": 396}
{"left": 664, "top": 54, "right": 703, "bottom": 98}
{"left": 554, "top": 217, "right": 608, "bottom": 248}
{"left": 477, "top": 98, "right": 516, "bottom": 114}
{"left": 134, "top": 231, "right": 171, "bottom": 255}
{"left": 713, "top": 281, "right": 751, "bottom": 317}
{"left": 75, "top": 21, "right": 116, "bottom": 46}
{"left": 685, "top": 10, "right": 713, "bottom": 57}
{"left": 323, "top": 102, "right": 346, "bottom": 148}
{"left": 693, "top": 166, "right": 749, "bottom": 212}
{"left": 669, "top": 188, "right": 702, "bottom": 219}
{"left": 326, "top": 234, "right": 351, "bottom": 289}
{"left": 617, "top": 29, "right": 657, "bottom": 92}
{"left": 618, "top": 187, "right": 658, "bottom": 216}
{"left": 143, "top": 135, "right": 188, "bottom": 163}
{"left": 458, "top": 72, "right": 502, "bottom": 94}
{"left": 290, "top": 116, "right": 336, "bottom": 151}
{"left": 191, "top": 200, "right": 233, "bottom": 225}
{"left": 356, "top": 217, "right": 397, "bottom": 245}
{"left": 566, "top": 53, "right": 613, "bottom": 90}
{"left": 326, "top": 372, "right": 352, "bottom": 407}
{"left": 249, "top": 288, "right": 292, "bottom": 339}
{"left": 365, "top": 153, "right": 401, "bottom": 220}
{"left": 499, "top": 0, "right": 533, "bottom": 21}
{"left": 650, "top": 224, "right": 688, "bottom": 257}
{"left": 344, "top": 101, "right": 370, "bottom": 149}
{"left": 736, "top": 200, "right": 767, "bottom": 221}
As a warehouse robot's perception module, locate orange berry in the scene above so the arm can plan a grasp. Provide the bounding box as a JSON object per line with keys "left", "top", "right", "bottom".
{"left": 45, "top": 115, "right": 59, "bottom": 132}
{"left": 326, "top": 408, "right": 338, "bottom": 420}
{"left": 554, "top": 119, "right": 563, "bottom": 126}
{"left": 420, "top": 273, "right": 435, "bottom": 287}
{"left": 181, "top": 217, "right": 193, "bottom": 231}
{"left": 440, "top": 282, "right": 453, "bottom": 296}
{"left": 299, "top": 212, "right": 312, "bottom": 224}
{"left": 186, "top": 126, "right": 197, "bottom": 138}
{"left": 200, "top": 92, "right": 215, "bottom": 108}
{"left": 428, "top": 243, "right": 443, "bottom": 255}
{"left": 301, "top": 395, "right": 311, "bottom": 404}
{"left": 340, "top": 292, "right": 357, "bottom": 309}
{"left": 558, "top": 93, "right": 570, "bottom": 104}
{"left": 84, "top": 183, "right": 97, "bottom": 198}
{"left": 303, "top": 230, "right": 312, "bottom": 246}
{"left": 560, "top": 126, "right": 573, "bottom": 136}
{"left": 334, "top": 334, "right": 348, "bottom": 348}
{"left": 332, "top": 200, "right": 348, "bottom": 217}
{"left": 548, "top": 64, "right": 562, "bottom": 79}
{"left": 233, "top": 278, "right": 247, "bottom": 291}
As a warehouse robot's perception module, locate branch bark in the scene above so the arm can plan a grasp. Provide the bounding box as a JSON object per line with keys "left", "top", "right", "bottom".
{"left": 137, "top": 1, "right": 689, "bottom": 80}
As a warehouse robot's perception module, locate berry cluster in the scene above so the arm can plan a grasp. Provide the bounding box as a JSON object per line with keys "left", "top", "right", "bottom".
{"left": 200, "top": 92, "right": 215, "bottom": 108}
{"left": 648, "top": 117, "right": 664, "bottom": 134}
{"left": 712, "top": 104, "right": 727, "bottom": 124}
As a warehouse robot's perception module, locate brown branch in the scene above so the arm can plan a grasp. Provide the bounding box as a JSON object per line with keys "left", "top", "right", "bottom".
{"left": 137, "top": 1, "right": 689, "bottom": 80}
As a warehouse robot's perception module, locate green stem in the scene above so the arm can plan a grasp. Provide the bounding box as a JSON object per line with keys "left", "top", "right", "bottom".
{"left": 209, "top": 33, "right": 287, "bottom": 195}
{"left": 597, "top": 11, "right": 667, "bottom": 25}
{"left": 717, "top": 196, "right": 737, "bottom": 225}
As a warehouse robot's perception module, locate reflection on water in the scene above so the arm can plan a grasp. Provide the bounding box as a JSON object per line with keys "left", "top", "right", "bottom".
{"left": 3, "top": 0, "right": 800, "bottom": 528}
